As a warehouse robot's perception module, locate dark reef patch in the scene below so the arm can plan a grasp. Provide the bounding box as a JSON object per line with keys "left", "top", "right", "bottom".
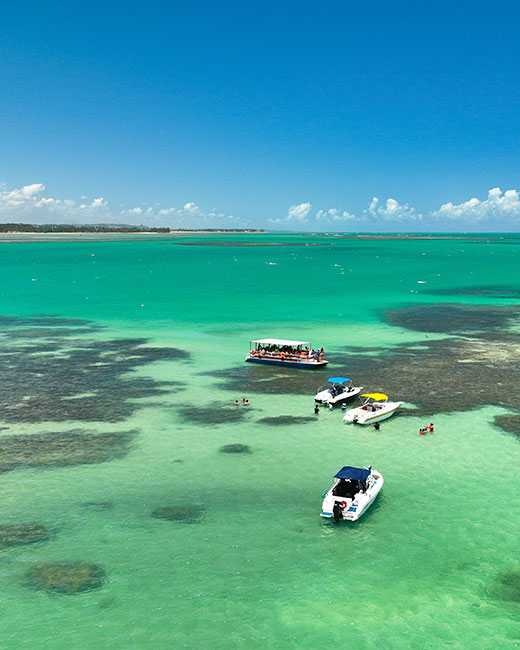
{"left": 0, "top": 314, "right": 189, "bottom": 423}
{"left": 257, "top": 415, "right": 315, "bottom": 426}
{"left": 0, "top": 523, "right": 49, "bottom": 549}
{"left": 204, "top": 364, "right": 331, "bottom": 396}
{"left": 219, "top": 443, "right": 251, "bottom": 454}
{"left": 26, "top": 562, "right": 106, "bottom": 594}
{"left": 0, "top": 429, "right": 136, "bottom": 473}
{"left": 151, "top": 505, "right": 205, "bottom": 523}
{"left": 492, "top": 569, "right": 520, "bottom": 603}
{"left": 175, "top": 241, "right": 326, "bottom": 248}
{"left": 177, "top": 401, "right": 249, "bottom": 425}
{"left": 206, "top": 304, "right": 520, "bottom": 417}
{"left": 385, "top": 303, "right": 520, "bottom": 335}
{"left": 494, "top": 415, "right": 520, "bottom": 438}
{"left": 420, "top": 285, "right": 520, "bottom": 299}
{"left": 80, "top": 501, "right": 114, "bottom": 510}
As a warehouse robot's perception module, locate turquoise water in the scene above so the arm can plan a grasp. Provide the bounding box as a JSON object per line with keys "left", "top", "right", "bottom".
{"left": 1, "top": 233, "right": 520, "bottom": 649}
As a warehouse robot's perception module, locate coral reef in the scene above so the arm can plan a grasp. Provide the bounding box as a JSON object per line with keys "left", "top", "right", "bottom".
{"left": 0, "top": 315, "right": 189, "bottom": 423}
{"left": 151, "top": 505, "right": 205, "bottom": 523}
{"left": 26, "top": 562, "right": 106, "bottom": 594}
{"left": 0, "top": 429, "right": 136, "bottom": 474}
{"left": 219, "top": 443, "right": 251, "bottom": 454}
{"left": 0, "top": 523, "right": 49, "bottom": 548}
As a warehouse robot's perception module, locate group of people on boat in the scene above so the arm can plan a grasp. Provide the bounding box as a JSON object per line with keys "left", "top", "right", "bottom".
{"left": 250, "top": 343, "right": 324, "bottom": 362}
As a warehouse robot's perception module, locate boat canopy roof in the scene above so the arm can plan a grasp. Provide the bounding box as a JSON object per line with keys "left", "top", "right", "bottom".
{"left": 251, "top": 338, "right": 310, "bottom": 347}
{"left": 335, "top": 466, "right": 371, "bottom": 481}
{"left": 361, "top": 392, "right": 388, "bottom": 401}
{"left": 328, "top": 376, "right": 351, "bottom": 383}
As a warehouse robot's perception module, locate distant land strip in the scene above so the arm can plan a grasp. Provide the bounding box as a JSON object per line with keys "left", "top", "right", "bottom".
{"left": 0, "top": 223, "right": 264, "bottom": 234}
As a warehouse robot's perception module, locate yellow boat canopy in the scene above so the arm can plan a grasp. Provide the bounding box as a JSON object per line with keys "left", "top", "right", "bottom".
{"left": 361, "top": 392, "right": 388, "bottom": 401}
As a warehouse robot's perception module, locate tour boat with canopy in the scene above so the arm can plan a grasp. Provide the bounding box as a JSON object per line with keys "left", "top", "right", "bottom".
{"left": 314, "top": 376, "right": 363, "bottom": 406}
{"left": 320, "top": 465, "right": 384, "bottom": 522}
{"left": 343, "top": 392, "right": 402, "bottom": 424}
{"left": 245, "top": 338, "right": 328, "bottom": 368}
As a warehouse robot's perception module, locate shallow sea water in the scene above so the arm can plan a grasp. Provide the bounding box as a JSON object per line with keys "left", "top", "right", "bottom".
{"left": 1, "top": 233, "right": 520, "bottom": 649}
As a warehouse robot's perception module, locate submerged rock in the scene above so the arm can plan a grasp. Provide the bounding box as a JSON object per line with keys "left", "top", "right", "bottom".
{"left": 0, "top": 523, "right": 49, "bottom": 548}
{"left": 0, "top": 314, "right": 189, "bottom": 424}
{"left": 257, "top": 416, "right": 315, "bottom": 426}
{"left": 26, "top": 561, "right": 106, "bottom": 594}
{"left": 493, "top": 569, "right": 520, "bottom": 602}
{"left": 151, "top": 505, "right": 205, "bottom": 523}
{"left": 80, "top": 501, "right": 114, "bottom": 510}
{"left": 0, "top": 429, "right": 136, "bottom": 474}
{"left": 385, "top": 303, "right": 520, "bottom": 335}
{"left": 494, "top": 415, "right": 520, "bottom": 438}
{"left": 178, "top": 401, "right": 248, "bottom": 425}
{"left": 206, "top": 303, "right": 520, "bottom": 418}
{"left": 219, "top": 443, "right": 251, "bottom": 454}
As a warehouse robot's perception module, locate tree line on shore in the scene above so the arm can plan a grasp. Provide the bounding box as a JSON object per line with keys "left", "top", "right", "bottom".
{"left": 0, "top": 223, "right": 263, "bottom": 233}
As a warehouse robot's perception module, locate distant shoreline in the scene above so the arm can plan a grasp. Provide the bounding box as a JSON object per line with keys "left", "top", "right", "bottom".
{"left": 0, "top": 229, "right": 265, "bottom": 242}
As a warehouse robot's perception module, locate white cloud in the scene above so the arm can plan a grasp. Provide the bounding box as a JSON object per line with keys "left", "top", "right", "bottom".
{"left": 315, "top": 208, "right": 356, "bottom": 222}
{"left": 434, "top": 187, "right": 520, "bottom": 222}
{"left": 367, "top": 196, "right": 419, "bottom": 221}
{"left": 0, "top": 182, "right": 244, "bottom": 228}
{"left": 182, "top": 201, "right": 200, "bottom": 215}
{"left": 287, "top": 202, "right": 312, "bottom": 222}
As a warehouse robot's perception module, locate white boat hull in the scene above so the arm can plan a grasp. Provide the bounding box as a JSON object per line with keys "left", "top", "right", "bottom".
{"left": 314, "top": 386, "right": 363, "bottom": 406}
{"left": 320, "top": 470, "right": 384, "bottom": 521}
{"left": 343, "top": 401, "right": 402, "bottom": 425}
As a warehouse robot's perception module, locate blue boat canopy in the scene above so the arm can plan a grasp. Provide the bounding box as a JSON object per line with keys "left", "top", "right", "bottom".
{"left": 327, "top": 376, "right": 351, "bottom": 384}
{"left": 335, "top": 466, "right": 371, "bottom": 481}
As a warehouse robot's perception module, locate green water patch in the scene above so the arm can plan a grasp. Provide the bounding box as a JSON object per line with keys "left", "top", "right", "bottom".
{"left": 177, "top": 401, "right": 251, "bottom": 425}
{"left": 25, "top": 562, "right": 106, "bottom": 594}
{"left": 151, "top": 505, "right": 205, "bottom": 523}
{"left": 0, "top": 429, "right": 136, "bottom": 473}
{"left": 494, "top": 414, "right": 520, "bottom": 438}
{"left": 219, "top": 443, "right": 252, "bottom": 454}
{"left": 0, "top": 523, "right": 49, "bottom": 549}
{"left": 420, "top": 285, "right": 520, "bottom": 299}
{"left": 385, "top": 303, "right": 520, "bottom": 334}
{"left": 257, "top": 416, "right": 315, "bottom": 426}
{"left": 0, "top": 315, "right": 189, "bottom": 423}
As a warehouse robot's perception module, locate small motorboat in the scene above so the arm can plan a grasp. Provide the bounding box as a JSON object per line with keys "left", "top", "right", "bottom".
{"left": 343, "top": 392, "right": 402, "bottom": 425}
{"left": 314, "top": 376, "right": 363, "bottom": 407}
{"left": 320, "top": 465, "right": 384, "bottom": 522}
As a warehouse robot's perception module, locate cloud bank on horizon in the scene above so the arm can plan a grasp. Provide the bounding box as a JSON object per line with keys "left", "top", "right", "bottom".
{"left": 1, "top": 182, "right": 520, "bottom": 231}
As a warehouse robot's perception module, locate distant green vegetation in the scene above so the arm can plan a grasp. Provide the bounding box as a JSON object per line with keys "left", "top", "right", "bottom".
{"left": 0, "top": 223, "right": 263, "bottom": 233}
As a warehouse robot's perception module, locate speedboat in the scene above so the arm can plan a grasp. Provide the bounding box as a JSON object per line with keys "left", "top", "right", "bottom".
{"left": 245, "top": 338, "right": 328, "bottom": 369}
{"left": 343, "top": 392, "right": 402, "bottom": 425}
{"left": 320, "top": 466, "right": 384, "bottom": 522}
{"left": 314, "top": 376, "right": 363, "bottom": 407}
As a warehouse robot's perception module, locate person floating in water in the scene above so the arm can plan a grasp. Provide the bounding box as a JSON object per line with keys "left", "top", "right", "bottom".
{"left": 241, "top": 398, "right": 250, "bottom": 406}
{"left": 314, "top": 403, "right": 320, "bottom": 415}
{"left": 419, "top": 423, "right": 434, "bottom": 435}
{"left": 374, "top": 422, "right": 380, "bottom": 431}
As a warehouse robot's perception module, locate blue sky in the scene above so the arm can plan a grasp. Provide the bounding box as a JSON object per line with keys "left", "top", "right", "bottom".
{"left": 1, "top": 1, "right": 520, "bottom": 231}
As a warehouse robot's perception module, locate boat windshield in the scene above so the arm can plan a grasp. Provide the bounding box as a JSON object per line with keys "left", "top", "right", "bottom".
{"left": 333, "top": 478, "right": 365, "bottom": 498}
